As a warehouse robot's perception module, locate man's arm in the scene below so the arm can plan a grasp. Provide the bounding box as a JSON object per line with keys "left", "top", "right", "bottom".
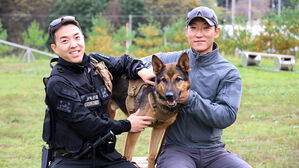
{"left": 182, "top": 70, "right": 242, "bottom": 129}
{"left": 89, "top": 53, "right": 142, "bottom": 78}
{"left": 47, "top": 77, "right": 153, "bottom": 139}
{"left": 90, "top": 53, "right": 155, "bottom": 85}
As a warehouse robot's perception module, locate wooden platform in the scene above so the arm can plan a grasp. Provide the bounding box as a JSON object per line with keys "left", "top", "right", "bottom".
{"left": 132, "top": 157, "right": 148, "bottom": 168}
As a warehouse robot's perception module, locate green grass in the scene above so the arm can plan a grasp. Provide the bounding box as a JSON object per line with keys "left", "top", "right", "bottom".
{"left": 0, "top": 55, "right": 298, "bottom": 168}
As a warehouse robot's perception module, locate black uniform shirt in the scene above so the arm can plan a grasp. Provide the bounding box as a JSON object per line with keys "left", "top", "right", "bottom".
{"left": 45, "top": 53, "right": 143, "bottom": 152}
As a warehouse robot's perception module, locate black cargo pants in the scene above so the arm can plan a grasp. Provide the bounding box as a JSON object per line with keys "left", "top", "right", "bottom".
{"left": 49, "top": 156, "right": 136, "bottom": 168}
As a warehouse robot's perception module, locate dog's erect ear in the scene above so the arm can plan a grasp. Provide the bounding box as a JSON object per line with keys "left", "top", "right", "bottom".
{"left": 177, "top": 52, "right": 190, "bottom": 72}
{"left": 152, "top": 55, "right": 165, "bottom": 74}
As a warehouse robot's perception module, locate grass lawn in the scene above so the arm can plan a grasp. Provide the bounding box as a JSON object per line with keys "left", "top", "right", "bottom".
{"left": 0, "top": 55, "right": 298, "bottom": 168}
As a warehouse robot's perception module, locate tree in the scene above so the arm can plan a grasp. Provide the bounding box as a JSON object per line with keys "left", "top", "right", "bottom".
{"left": 120, "top": 0, "right": 145, "bottom": 30}
{"left": 133, "top": 22, "right": 163, "bottom": 58}
{"left": 102, "top": 0, "right": 122, "bottom": 29}
{"left": 0, "top": 20, "right": 8, "bottom": 42}
{"left": 49, "top": 0, "right": 109, "bottom": 34}
{"left": 112, "top": 26, "right": 136, "bottom": 54}
{"left": 163, "top": 19, "right": 189, "bottom": 52}
{"left": 270, "top": 0, "right": 297, "bottom": 10}
{"left": 85, "top": 14, "right": 116, "bottom": 55}
{"left": 22, "top": 20, "right": 49, "bottom": 49}
{"left": 143, "top": 0, "right": 201, "bottom": 28}
{"left": 0, "top": 0, "right": 56, "bottom": 43}
{"left": 253, "top": 4, "right": 299, "bottom": 55}
{"left": 217, "top": 0, "right": 232, "bottom": 8}
{"left": 0, "top": 20, "right": 12, "bottom": 56}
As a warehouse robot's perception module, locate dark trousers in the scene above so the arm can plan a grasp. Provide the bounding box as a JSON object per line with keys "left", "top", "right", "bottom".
{"left": 156, "top": 144, "right": 252, "bottom": 168}
{"left": 49, "top": 156, "right": 136, "bottom": 168}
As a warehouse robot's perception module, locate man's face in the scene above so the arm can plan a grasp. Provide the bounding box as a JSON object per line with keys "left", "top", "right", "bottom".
{"left": 51, "top": 24, "right": 85, "bottom": 63}
{"left": 185, "top": 18, "right": 220, "bottom": 55}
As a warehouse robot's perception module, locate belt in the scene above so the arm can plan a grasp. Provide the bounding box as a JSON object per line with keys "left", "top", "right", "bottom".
{"left": 54, "top": 149, "right": 93, "bottom": 159}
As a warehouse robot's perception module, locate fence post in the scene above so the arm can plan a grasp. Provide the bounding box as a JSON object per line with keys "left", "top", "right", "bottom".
{"left": 22, "top": 48, "right": 35, "bottom": 62}
{"left": 0, "top": 40, "right": 57, "bottom": 61}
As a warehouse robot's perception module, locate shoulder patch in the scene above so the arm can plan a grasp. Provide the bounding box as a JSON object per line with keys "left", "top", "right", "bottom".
{"left": 56, "top": 99, "right": 73, "bottom": 113}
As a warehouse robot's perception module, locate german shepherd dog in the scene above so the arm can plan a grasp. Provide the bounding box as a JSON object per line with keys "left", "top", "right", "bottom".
{"left": 108, "top": 53, "right": 190, "bottom": 168}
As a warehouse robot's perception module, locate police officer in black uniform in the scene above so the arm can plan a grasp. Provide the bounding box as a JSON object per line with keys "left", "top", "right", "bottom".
{"left": 42, "top": 16, "right": 155, "bottom": 168}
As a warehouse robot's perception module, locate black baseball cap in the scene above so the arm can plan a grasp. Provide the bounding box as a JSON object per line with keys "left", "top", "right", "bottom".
{"left": 186, "top": 6, "right": 218, "bottom": 27}
{"left": 48, "top": 16, "right": 81, "bottom": 43}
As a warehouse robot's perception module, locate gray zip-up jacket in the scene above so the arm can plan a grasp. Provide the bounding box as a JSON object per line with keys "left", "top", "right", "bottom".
{"left": 141, "top": 42, "right": 242, "bottom": 148}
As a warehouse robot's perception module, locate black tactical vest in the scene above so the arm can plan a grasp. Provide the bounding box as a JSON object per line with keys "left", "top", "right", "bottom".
{"left": 43, "top": 57, "right": 111, "bottom": 153}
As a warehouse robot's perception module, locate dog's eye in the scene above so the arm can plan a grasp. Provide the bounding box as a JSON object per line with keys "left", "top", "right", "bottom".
{"left": 176, "top": 77, "right": 182, "bottom": 82}
{"left": 161, "top": 78, "right": 167, "bottom": 83}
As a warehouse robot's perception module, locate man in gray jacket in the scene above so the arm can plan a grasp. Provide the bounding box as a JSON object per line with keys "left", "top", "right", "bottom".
{"left": 142, "top": 6, "right": 251, "bottom": 168}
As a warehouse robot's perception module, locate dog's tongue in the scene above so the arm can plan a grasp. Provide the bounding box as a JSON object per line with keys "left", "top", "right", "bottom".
{"left": 167, "top": 100, "right": 176, "bottom": 106}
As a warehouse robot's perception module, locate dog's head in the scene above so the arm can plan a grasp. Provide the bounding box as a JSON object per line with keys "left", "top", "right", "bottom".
{"left": 152, "top": 53, "right": 191, "bottom": 108}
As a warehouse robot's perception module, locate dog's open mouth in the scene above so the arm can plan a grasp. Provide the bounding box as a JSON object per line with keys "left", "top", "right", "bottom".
{"left": 167, "top": 100, "right": 177, "bottom": 108}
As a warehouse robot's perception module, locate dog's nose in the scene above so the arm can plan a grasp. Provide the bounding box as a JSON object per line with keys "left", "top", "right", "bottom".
{"left": 165, "top": 92, "right": 175, "bottom": 101}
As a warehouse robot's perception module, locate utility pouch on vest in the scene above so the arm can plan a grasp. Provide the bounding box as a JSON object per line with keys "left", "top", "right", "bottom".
{"left": 98, "top": 135, "right": 122, "bottom": 162}
{"left": 42, "top": 75, "right": 54, "bottom": 168}
{"left": 98, "top": 134, "right": 121, "bottom": 161}
{"left": 103, "top": 135, "right": 116, "bottom": 153}
{"left": 126, "top": 79, "right": 147, "bottom": 114}
{"left": 42, "top": 76, "right": 52, "bottom": 143}
{"left": 90, "top": 57, "right": 113, "bottom": 93}
{"left": 42, "top": 108, "right": 51, "bottom": 143}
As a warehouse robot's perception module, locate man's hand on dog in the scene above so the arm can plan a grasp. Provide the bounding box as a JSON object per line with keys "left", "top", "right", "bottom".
{"left": 138, "top": 67, "right": 155, "bottom": 85}
{"left": 127, "top": 109, "right": 155, "bottom": 132}
{"left": 178, "top": 89, "right": 190, "bottom": 104}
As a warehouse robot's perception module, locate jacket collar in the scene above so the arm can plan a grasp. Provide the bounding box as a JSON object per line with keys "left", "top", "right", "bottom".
{"left": 57, "top": 54, "right": 89, "bottom": 73}
{"left": 188, "top": 42, "right": 220, "bottom": 66}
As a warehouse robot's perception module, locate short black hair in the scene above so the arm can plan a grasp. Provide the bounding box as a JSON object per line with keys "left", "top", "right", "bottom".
{"left": 48, "top": 16, "right": 81, "bottom": 44}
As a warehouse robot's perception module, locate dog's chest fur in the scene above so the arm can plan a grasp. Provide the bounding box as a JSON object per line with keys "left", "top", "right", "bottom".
{"left": 134, "top": 85, "right": 181, "bottom": 127}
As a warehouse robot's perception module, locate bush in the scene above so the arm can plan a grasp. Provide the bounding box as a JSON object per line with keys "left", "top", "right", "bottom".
{"left": 216, "top": 28, "right": 236, "bottom": 55}
{"left": 84, "top": 4, "right": 298, "bottom": 58}
{"left": 163, "top": 19, "right": 189, "bottom": 52}
{"left": 133, "top": 23, "right": 163, "bottom": 58}
{"left": 112, "top": 25, "right": 136, "bottom": 55}
{"left": 253, "top": 6, "right": 299, "bottom": 56}
{"left": 0, "top": 20, "right": 13, "bottom": 57}
{"left": 85, "top": 14, "right": 117, "bottom": 55}
{"left": 22, "top": 20, "right": 48, "bottom": 49}
{"left": 216, "top": 26, "right": 254, "bottom": 55}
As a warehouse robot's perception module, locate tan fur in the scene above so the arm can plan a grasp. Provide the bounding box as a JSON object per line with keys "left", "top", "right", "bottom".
{"left": 109, "top": 53, "right": 190, "bottom": 168}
